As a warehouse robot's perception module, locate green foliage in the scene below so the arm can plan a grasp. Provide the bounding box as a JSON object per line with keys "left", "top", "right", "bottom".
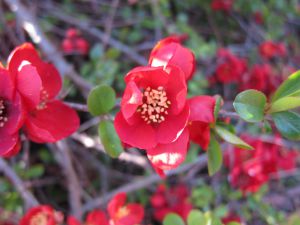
{"left": 98, "top": 120, "right": 123, "bottom": 158}
{"left": 163, "top": 213, "right": 185, "bottom": 225}
{"left": 215, "top": 126, "right": 253, "bottom": 150}
{"left": 87, "top": 85, "right": 116, "bottom": 116}
{"left": 269, "top": 96, "right": 300, "bottom": 113}
{"left": 192, "top": 184, "right": 214, "bottom": 208}
{"left": 272, "top": 111, "right": 300, "bottom": 140}
{"left": 187, "top": 210, "right": 206, "bottom": 225}
{"left": 214, "top": 96, "right": 223, "bottom": 122}
{"left": 233, "top": 90, "right": 267, "bottom": 123}
{"left": 207, "top": 134, "right": 222, "bottom": 176}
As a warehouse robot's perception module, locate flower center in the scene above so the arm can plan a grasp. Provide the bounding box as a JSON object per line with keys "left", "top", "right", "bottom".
{"left": 30, "top": 212, "right": 48, "bottom": 225}
{"left": 116, "top": 206, "right": 130, "bottom": 219}
{"left": 36, "top": 89, "right": 49, "bottom": 110}
{"left": 137, "top": 86, "right": 171, "bottom": 124}
{"left": 0, "top": 99, "right": 8, "bottom": 128}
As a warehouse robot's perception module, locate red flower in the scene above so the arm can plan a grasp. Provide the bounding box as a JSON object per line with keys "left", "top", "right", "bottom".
{"left": 214, "top": 49, "right": 247, "bottom": 84}
{"left": 62, "top": 28, "right": 89, "bottom": 55}
{"left": 150, "top": 184, "right": 193, "bottom": 222}
{"left": 68, "top": 210, "right": 109, "bottom": 225}
{"left": 114, "top": 65, "right": 190, "bottom": 173}
{"left": 211, "top": 0, "right": 234, "bottom": 12}
{"left": 20, "top": 205, "right": 64, "bottom": 225}
{"left": 108, "top": 193, "right": 144, "bottom": 225}
{"left": 240, "top": 64, "right": 280, "bottom": 95}
{"left": 253, "top": 11, "right": 264, "bottom": 24}
{"left": 259, "top": 41, "right": 286, "bottom": 59}
{"left": 148, "top": 35, "right": 196, "bottom": 80}
{"left": 222, "top": 213, "right": 242, "bottom": 224}
{"left": 187, "top": 96, "right": 215, "bottom": 150}
{"left": 7, "top": 43, "right": 80, "bottom": 143}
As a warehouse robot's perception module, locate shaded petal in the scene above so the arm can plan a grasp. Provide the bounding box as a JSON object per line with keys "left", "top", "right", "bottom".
{"left": 121, "top": 81, "right": 143, "bottom": 121}
{"left": 188, "top": 96, "right": 215, "bottom": 123}
{"left": 67, "top": 216, "right": 81, "bottom": 225}
{"left": 114, "top": 112, "right": 156, "bottom": 149}
{"left": 87, "top": 210, "right": 109, "bottom": 225}
{"left": 17, "top": 64, "right": 42, "bottom": 110}
{"left": 188, "top": 121, "right": 211, "bottom": 150}
{"left": 156, "top": 104, "right": 189, "bottom": 144}
{"left": 0, "top": 68, "right": 14, "bottom": 99}
{"left": 5, "top": 93, "right": 25, "bottom": 134}
{"left": 147, "top": 128, "right": 189, "bottom": 170}
{"left": 0, "top": 131, "right": 19, "bottom": 157}
{"left": 24, "top": 100, "right": 79, "bottom": 143}
{"left": 124, "top": 66, "right": 169, "bottom": 89}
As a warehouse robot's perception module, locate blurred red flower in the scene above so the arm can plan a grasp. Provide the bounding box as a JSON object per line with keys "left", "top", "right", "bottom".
{"left": 20, "top": 205, "right": 64, "bottom": 225}
{"left": 259, "top": 41, "right": 286, "bottom": 59}
{"left": 148, "top": 35, "right": 196, "bottom": 80}
{"left": 150, "top": 184, "right": 193, "bottom": 222}
{"left": 68, "top": 210, "right": 109, "bottom": 225}
{"left": 7, "top": 43, "right": 80, "bottom": 143}
{"left": 211, "top": 0, "right": 234, "bottom": 12}
{"left": 253, "top": 11, "right": 264, "bottom": 24}
{"left": 108, "top": 192, "right": 144, "bottom": 225}
{"left": 222, "top": 212, "right": 242, "bottom": 224}
{"left": 62, "top": 28, "right": 89, "bottom": 55}
{"left": 114, "top": 65, "right": 190, "bottom": 173}
{"left": 213, "top": 48, "right": 247, "bottom": 84}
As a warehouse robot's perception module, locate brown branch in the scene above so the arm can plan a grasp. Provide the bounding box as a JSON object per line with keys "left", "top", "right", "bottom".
{"left": 0, "top": 158, "right": 39, "bottom": 209}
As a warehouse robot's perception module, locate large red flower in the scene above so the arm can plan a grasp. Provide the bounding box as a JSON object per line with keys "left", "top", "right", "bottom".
{"left": 187, "top": 96, "right": 215, "bottom": 150}
{"left": 108, "top": 193, "right": 144, "bottom": 225}
{"left": 150, "top": 184, "right": 193, "bottom": 222}
{"left": 67, "top": 210, "right": 109, "bottom": 225}
{"left": 7, "top": 43, "right": 80, "bottom": 143}
{"left": 114, "top": 65, "right": 190, "bottom": 172}
{"left": 19, "top": 205, "right": 64, "bottom": 225}
{"left": 148, "top": 35, "right": 196, "bottom": 80}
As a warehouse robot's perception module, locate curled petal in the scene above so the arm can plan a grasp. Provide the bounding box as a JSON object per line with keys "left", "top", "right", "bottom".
{"left": 188, "top": 96, "right": 215, "bottom": 123}
{"left": 188, "top": 121, "right": 211, "bottom": 150}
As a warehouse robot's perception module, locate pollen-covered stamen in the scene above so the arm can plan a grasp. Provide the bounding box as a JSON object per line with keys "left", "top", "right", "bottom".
{"left": 0, "top": 99, "right": 8, "bottom": 128}
{"left": 30, "top": 212, "right": 48, "bottom": 225}
{"left": 36, "top": 89, "right": 49, "bottom": 110}
{"left": 137, "top": 86, "right": 171, "bottom": 124}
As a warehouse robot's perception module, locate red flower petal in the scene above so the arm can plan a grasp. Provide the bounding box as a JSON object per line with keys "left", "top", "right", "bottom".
{"left": 188, "top": 121, "right": 211, "bottom": 150}
{"left": 114, "top": 203, "right": 144, "bottom": 225}
{"left": 19, "top": 205, "right": 56, "bottom": 225}
{"left": 156, "top": 104, "right": 189, "bottom": 144}
{"left": 24, "top": 100, "right": 79, "bottom": 143}
{"left": 121, "top": 81, "right": 143, "bottom": 122}
{"left": 114, "top": 112, "right": 156, "bottom": 149}
{"left": 149, "top": 42, "right": 195, "bottom": 80}
{"left": 108, "top": 193, "right": 127, "bottom": 218}
{"left": 67, "top": 216, "right": 81, "bottom": 225}
{"left": 124, "top": 66, "right": 169, "bottom": 89}
{"left": 147, "top": 128, "right": 189, "bottom": 170}
{"left": 86, "top": 210, "right": 109, "bottom": 225}
{"left": 0, "top": 131, "right": 19, "bottom": 156}
{"left": 17, "top": 64, "right": 42, "bottom": 110}
{"left": 188, "top": 96, "right": 215, "bottom": 123}
{"left": 0, "top": 68, "right": 14, "bottom": 99}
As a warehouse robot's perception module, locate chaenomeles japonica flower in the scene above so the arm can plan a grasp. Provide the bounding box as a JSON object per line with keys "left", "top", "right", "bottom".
{"left": 6, "top": 43, "right": 80, "bottom": 143}
{"left": 68, "top": 210, "right": 109, "bottom": 225}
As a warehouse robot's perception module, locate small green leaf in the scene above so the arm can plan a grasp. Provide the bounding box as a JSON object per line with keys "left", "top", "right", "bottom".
{"left": 227, "top": 223, "right": 241, "bottom": 225}
{"left": 187, "top": 210, "right": 206, "bottom": 225}
{"left": 272, "top": 111, "right": 300, "bottom": 140}
{"left": 207, "top": 134, "right": 222, "bottom": 176}
{"left": 215, "top": 126, "right": 253, "bottom": 150}
{"left": 269, "top": 96, "right": 300, "bottom": 113}
{"left": 89, "top": 43, "right": 103, "bottom": 60}
{"left": 214, "top": 95, "right": 222, "bottom": 121}
{"left": 233, "top": 90, "right": 267, "bottom": 122}
{"left": 163, "top": 213, "right": 185, "bottom": 225}
{"left": 272, "top": 70, "right": 300, "bottom": 101}
{"left": 87, "top": 85, "right": 116, "bottom": 116}
{"left": 98, "top": 120, "right": 123, "bottom": 158}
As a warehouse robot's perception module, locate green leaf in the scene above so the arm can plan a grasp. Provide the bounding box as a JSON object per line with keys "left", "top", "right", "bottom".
{"left": 269, "top": 96, "right": 300, "bottom": 113}
{"left": 227, "top": 223, "right": 241, "bottom": 225}
{"left": 163, "top": 213, "right": 185, "bottom": 225}
{"left": 187, "top": 210, "right": 206, "bottom": 225}
{"left": 214, "top": 95, "right": 222, "bottom": 121}
{"left": 233, "top": 90, "right": 267, "bottom": 122}
{"left": 215, "top": 126, "right": 253, "bottom": 150}
{"left": 87, "top": 85, "right": 116, "bottom": 116}
{"left": 98, "top": 120, "right": 123, "bottom": 158}
{"left": 207, "top": 134, "right": 222, "bottom": 176}
{"left": 272, "top": 111, "right": 300, "bottom": 140}
{"left": 89, "top": 43, "right": 103, "bottom": 60}
{"left": 272, "top": 70, "right": 300, "bottom": 101}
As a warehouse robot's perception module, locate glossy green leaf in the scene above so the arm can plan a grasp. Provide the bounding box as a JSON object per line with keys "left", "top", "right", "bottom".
{"left": 233, "top": 90, "right": 267, "bottom": 122}
{"left": 269, "top": 96, "right": 300, "bottom": 113}
{"left": 272, "top": 111, "right": 300, "bottom": 140}
{"left": 187, "top": 210, "right": 206, "bottom": 225}
{"left": 215, "top": 126, "right": 253, "bottom": 150}
{"left": 98, "top": 120, "right": 123, "bottom": 158}
{"left": 214, "top": 95, "right": 222, "bottom": 121}
{"left": 87, "top": 85, "right": 116, "bottom": 116}
{"left": 272, "top": 70, "right": 300, "bottom": 101}
{"left": 207, "top": 134, "right": 222, "bottom": 176}
{"left": 163, "top": 213, "right": 185, "bottom": 225}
